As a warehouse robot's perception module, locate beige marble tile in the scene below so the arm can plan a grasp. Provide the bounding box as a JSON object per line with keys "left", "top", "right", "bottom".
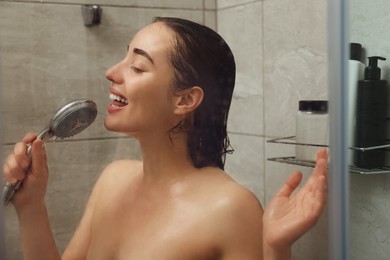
{"left": 0, "top": 2, "right": 204, "bottom": 144}
{"left": 217, "top": 2, "right": 263, "bottom": 136}
{"left": 205, "top": 0, "right": 217, "bottom": 9}
{"left": 224, "top": 134, "right": 264, "bottom": 201}
{"left": 204, "top": 10, "right": 217, "bottom": 30}
{"left": 217, "top": 0, "right": 261, "bottom": 9}
{"left": 263, "top": 0, "right": 328, "bottom": 138}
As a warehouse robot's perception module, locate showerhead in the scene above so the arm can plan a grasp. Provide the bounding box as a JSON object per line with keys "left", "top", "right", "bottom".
{"left": 3, "top": 98, "right": 98, "bottom": 205}
{"left": 39, "top": 99, "right": 98, "bottom": 141}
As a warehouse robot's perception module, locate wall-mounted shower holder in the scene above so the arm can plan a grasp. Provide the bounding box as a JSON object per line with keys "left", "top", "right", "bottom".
{"left": 81, "top": 4, "right": 102, "bottom": 27}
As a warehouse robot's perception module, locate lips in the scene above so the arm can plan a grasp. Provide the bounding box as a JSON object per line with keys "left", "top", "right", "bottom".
{"left": 109, "top": 93, "right": 129, "bottom": 107}
{"left": 107, "top": 89, "right": 129, "bottom": 114}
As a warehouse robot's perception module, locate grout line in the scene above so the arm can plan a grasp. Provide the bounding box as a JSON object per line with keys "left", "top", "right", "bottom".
{"left": 2, "top": 136, "right": 135, "bottom": 147}
{"left": 2, "top": 132, "right": 266, "bottom": 147}
{"left": 217, "top": 0, "right": 261, "bottom": 11}
{"left": 0, "top": 1, "right": 204, "bottom": 11}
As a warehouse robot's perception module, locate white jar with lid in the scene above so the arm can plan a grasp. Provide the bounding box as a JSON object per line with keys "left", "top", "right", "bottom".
{"left": 295, "top": 100, "right": 328, "bottom": 161}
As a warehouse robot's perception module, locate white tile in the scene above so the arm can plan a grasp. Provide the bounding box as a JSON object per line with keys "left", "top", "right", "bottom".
{"left": 263, "top": 0, "right": 328, "bottom": 138}
{"left": 218, "top": 2, "right": 263, "bottom": 135}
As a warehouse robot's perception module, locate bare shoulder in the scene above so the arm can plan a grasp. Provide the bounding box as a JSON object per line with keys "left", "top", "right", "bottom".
{"left": 195, "top": 167, "right": 263, "bottom": 214}
{"left": 92, "top": 159, "right": 142, "bottom": 196}
{"left": 98, "top": 159, "right": 142, "bottom": 182}
{"left": 62, "top": 160, "right": 143, "bottom": 259}
{"left": 190, "top": 167, "right": 264, "bottom": 258}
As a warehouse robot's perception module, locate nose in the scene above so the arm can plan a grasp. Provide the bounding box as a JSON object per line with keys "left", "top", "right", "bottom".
{"left": 105, "top": 61, "right": 124, "bottom": 84}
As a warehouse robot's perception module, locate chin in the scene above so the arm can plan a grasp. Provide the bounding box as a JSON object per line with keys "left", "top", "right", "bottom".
{"left": 104, "top": 117, "right": 135, "bottom": 136}
{"left": 103, "top": 117, "right": 116, "bottom": 132}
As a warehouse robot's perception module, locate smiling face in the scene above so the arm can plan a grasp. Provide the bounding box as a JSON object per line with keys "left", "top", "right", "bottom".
{"left": 104, "top": 22, "right": 179, "bottom": 137}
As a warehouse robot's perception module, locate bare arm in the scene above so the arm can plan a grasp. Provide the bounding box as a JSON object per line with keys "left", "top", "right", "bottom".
{"left": 16, "top": 201, "right": 61, "bottom": 260}
{"left": 3, "top": 133, "right": 98, "bottom": 260}
{"left": 215, "top": 185, "right": 264, "bottom": 260}
{"left": 61, "top": 175, "right": 100, "bottom": 260}
{"left": 4, "top": 134, "right": 61, "bottom": 260}
{"left": 62, "top": 160, "right": 132, "bottom": 259}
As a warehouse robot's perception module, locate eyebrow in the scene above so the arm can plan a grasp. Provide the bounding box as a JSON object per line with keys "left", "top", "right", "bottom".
{"left": 127, "top": 45, "right": 154, "bottom": 65}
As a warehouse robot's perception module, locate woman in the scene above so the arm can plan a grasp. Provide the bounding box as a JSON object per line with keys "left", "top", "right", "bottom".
{"left": 3, "top": 17, "right": 328, "bottom": 259}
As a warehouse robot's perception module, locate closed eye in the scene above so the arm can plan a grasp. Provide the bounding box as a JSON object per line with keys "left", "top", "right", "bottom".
{"left": 131, "top": 66, "right": 143, "bottom": 74}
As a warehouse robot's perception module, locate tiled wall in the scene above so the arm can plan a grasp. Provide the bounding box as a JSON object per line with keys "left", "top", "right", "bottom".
{"left": 349, "top": 0, "right": 390, "bottom": 259}
{"left": 218, "top": 0, "right": 329, "bottom": 259}
{"left": 218, "top": 0, "right": 264, "bottom": 202}
{"left": 0, "top": 0, "right": 329, "bottom": 259}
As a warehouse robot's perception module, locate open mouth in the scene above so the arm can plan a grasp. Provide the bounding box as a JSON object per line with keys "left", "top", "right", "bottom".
{"left": 109, "top": 93, "right": 129, "bottom": 107}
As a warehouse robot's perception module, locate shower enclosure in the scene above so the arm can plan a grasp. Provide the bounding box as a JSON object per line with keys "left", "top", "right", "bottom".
{"left": 1, "top": 0, "right": 333, "bottom": 259}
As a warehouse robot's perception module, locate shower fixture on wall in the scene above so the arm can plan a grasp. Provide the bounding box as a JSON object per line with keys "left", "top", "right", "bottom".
{"left": 81, "top": 4, "right": 102, "bottom": 26}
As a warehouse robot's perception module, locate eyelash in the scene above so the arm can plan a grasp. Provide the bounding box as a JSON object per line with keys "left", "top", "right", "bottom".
{"left": 131, "top": 66, "right": 143, "bottom": 74}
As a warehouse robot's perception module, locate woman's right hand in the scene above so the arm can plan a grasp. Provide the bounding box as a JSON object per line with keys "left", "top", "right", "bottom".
{"left": 3, "top": 132, "right": 49, "bottom": 208}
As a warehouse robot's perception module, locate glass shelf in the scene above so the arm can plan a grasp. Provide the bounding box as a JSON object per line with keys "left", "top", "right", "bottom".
{"left": 267, "top": 136, "right": 390, "bottom": 174}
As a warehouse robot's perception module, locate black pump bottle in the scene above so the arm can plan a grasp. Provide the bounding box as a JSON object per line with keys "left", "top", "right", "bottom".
{"left": 354, "top": 56, "right": 388, "bottom": 168}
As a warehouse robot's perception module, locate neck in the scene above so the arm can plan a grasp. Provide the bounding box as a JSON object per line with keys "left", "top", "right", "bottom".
{"left": 136, "top": 131, "right": 196, "bottom": 186}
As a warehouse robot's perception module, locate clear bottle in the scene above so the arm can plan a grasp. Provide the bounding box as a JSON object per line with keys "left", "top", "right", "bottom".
{"left": 295, "top": 100, "right": 328, "bottom": 161}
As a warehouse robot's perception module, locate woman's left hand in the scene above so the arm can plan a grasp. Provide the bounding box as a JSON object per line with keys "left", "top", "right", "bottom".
{"left": 263, "top": 148, "right": 328, "bottom": 252}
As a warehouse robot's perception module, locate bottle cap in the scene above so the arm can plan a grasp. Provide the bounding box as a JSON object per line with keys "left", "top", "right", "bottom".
{"left": 299, "top": 100, "right": 328, "bottom": 113}
{"left": 364, "top": 56, "right": 386, "bottom": 80}
{"left": 350, "top": 43, "right": 362, "bottom": 62}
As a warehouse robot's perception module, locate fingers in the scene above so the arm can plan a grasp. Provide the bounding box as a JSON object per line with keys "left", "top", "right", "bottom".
{"left": 312, "top": 148, "right": 328, "bottom": 178}
{"left": 305, "top": 175, "right": 327, "bottom": 225}
{"left": 275, "top": 171, "right": 303, "bottom": 198}
{"left": 316, "top": 148, "right": 328, "bottom": 166}
{"left": 304, "top": 149, "right": 328, "bottom": 210}
{"left": 316, "top": 148, "right": 328, "bottom": 159}
{"left": 275, "top": 149, "right": 328, "bottom": 199}
{"left": 3, "top": 132, "right": 40, "bottom": 184}
{"left": 314, "top": 149, "right": 328, "bottom": 201}
{"left": 29, "top": 138, "right": 48, "bottom": 177}
{"left": 3, "top": 141, "right": 30, "bottom": 184}
{"left": 314, "top": 175, "right": 327, "bottom": 204}
{"left": 22, "top": 132, "right": 38, "bottom": 145}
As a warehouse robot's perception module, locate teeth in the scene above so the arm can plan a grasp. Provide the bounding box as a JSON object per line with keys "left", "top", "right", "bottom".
{"left": 109, "top": 93, "right": 128, "bottom": 104}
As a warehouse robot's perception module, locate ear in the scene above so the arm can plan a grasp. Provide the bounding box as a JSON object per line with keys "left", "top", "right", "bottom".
{"left": 173, "top": 86, "right": 204, "bottom": 115}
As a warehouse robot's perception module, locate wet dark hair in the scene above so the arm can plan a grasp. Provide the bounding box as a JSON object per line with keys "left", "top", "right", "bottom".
{"left": 153, "top": 17, "right": 235, "bottom": 170}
